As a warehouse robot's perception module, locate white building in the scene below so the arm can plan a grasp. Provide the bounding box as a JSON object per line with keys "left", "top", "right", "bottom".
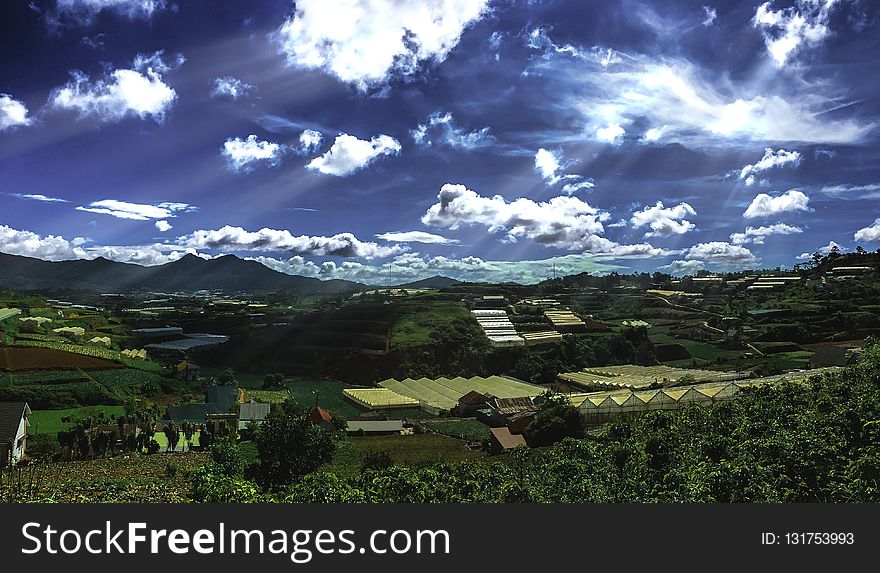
{"left": 0, "top": 402, "right": 31, "bottom": 467}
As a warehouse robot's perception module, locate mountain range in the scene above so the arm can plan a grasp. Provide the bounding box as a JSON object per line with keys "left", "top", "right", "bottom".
{"left": 0, "top": 252, "right": 366, "bottom": 295}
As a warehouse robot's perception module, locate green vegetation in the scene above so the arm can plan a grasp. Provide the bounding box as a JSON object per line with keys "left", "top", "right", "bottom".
{"left": 29, "top": 406, "right": 126, "bottom": 435}
{"left": 389, "top": 300, "right": 474, "bottom": 349}
{"left": 422, "top": 419, "right": 492, "bottom": 442}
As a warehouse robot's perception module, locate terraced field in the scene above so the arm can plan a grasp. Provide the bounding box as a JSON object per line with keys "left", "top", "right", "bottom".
{"left": 0, "top": 347, "right": 121, "bottom": 371}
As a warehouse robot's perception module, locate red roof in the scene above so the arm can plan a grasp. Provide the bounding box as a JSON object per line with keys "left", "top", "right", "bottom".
{"left": 490, "top": 426, "right": 527, "bottom": 450}
{"left": 310, "top": 406, "right": 333, "bottom": 424}
{"left": 458, "top": 390, "right": 489, "bottom": 406}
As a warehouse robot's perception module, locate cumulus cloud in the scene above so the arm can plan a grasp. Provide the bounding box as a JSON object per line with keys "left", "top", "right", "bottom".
{"left": 52, "top": 0, "right": 168, "bottom": 24}
{"left": 797, "top": 240, "right": 844, "bottom": 259}
{"left": 659, "top": 259, "right": 706, "bottom": 275}
{"left": 685, "top": 241, "right": 758, "bottom": 266}
{"left": 10, "top": 193, "right": 68, "bottom": 203}
{"left": 275, "top": 0, "right": 490, "bottom": 89}
{"left": 254, "top": 251, "right": 620, "bottom": 285}
{"left": 179, "top": 225, "right": 405, "bottom": 259}
{"left": 630, "top": 201, "right": 697, "bottom": 237}
{"left": 210, "top": 77, "right": 254, "bottom": 100}
{"left": 739, "top": 147, "right": 802, "bottom": 186}
{"left": 298, "top": 129, "right": 323, "bottom": 154}
{"left": 76, "top": 200, "right": 196, "bottom": 221}
{"left": 743, "top": 189, "right": 811, "bottom": 218}
{"left": 0, "top": 225, "right": 87, "bottom": 261}
{"left": 421, "top": 183, "right": 673, "bottom": 258}
{"left": 307, "top": 133, "right": 400, "bottom": 176}
{"left": 49, "top": 51, "right": 179, "bottom": 123}
{"left": 730, "top": 223, "right": 802, "bottom": 245}
{"left": 155, "top": 220, "right": 172, "bottom": 232}
{"left": 222, "top": 135, "right": 284, "bottom": 172}
{"left": 374, "top": 231, "right": 459, "bottom": 245}
{"left": 0, "top": 94, "right": 32, "bottom": 131}
{"left": 752, "top": 0, "right": 840, "bottom": 68}
{"left": 641, "top": 125, "right": 668, "bottom": 143}
{"left": 855, "top": 219, "right": 880, "bottom": 243}
{"left": 410, "top": 111, "right": 494, "bottom": 149}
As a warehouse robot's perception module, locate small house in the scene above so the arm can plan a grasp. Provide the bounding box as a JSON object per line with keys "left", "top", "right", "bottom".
{"left": 0, "top": 402, "right": 31, "bottom": 467}
{"left": 456, "top": 390, "right": 490, "bottom": 416}
{"left": 489, "top": 426, "right": 527, "bottom": 454}
{"left": 239, "top": 400, "right": 271, "bottom": 430}
{"left": 309, "top": 406, "right": 336, "bottom": 431}
{"left": 175, "top": 361, "right": 202, "bottom": 381}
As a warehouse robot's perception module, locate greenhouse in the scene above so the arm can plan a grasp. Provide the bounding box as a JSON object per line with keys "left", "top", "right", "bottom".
{"left": 378, "top": 375, "right": 544, "bottom": 414}
{"left": 343, "top": 388, "right": 420, "bottom": 410}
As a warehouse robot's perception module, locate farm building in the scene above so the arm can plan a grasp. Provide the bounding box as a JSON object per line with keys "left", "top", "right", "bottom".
{"left": 471, "top": 309, "right": 524, "bottom": 347}
{"left": 343, "top": 387, "right": 420, "bottom": 410}
{"left": 577, "top": 367, "right": 840, "bottom": 424}
{"left": 346, "top": 420, "right": 404, "bottom": 435}
{"left": 489, "top": 427, "right": 527, "bottom": 453}
{"left": 521, "top": 331, "right": 563, "bottom": 346}
{"left": 378, "top": 375, "right": 545, "bottom": 414}
{"left": 544, "top": 309, "right": 586, "bottom": 331}
{"left": 558, "top": 365, "right": 750, "bottom": 391}
{"left": 0, "top": 402, "right": 30, "bottom": 467}
{"left": 145, "top": 333, "right": 230, "bottom": 354}
{"left": 309, "top": 406, "right": 335, "bottom": 431}
{"left": 0, "top": 308, "right": 22, "bottom": 322}
{"left": 133, "top": 327, "right": 184, "bottom": 339}
{"left": 238, "top": 400, "right": 271, "bottom": 430}
{"left": 175, "top": 360, "right": 202, "bottom": 381}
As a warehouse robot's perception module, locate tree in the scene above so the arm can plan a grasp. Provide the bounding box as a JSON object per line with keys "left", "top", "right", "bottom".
{"left": 262, "top": 373, "right": 285, "bottom": 389}
{"left": 526, "top": 392, "right": 583, "bottom": 447}
{"left": 163, "top": 423, "right": 181, "bottom": 452}
{"left": 256, "top": 399, "right": 336, "bottom": 489}
{"left": 219, "top": 368, "right": 237, "bottom": 386}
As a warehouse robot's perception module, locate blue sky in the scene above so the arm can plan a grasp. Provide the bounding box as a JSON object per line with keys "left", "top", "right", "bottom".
{"left": 1, "top": 0, "right": 879, "bottom": 284}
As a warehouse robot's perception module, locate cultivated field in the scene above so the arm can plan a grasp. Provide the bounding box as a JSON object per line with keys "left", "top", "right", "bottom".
{"left": 0, "top": 347, "right": 121, "bottom": 371}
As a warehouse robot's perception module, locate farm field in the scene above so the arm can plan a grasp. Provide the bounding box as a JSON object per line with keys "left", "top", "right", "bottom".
{"left": 323, "top": 434, "right": 486, "bottom": 479}
{"left": 422, "top": 419, "right": 491, "bottom": 442}
{"left": 389, "top": 300, "right": 474, "bottom": 349}
{"left": 243, "top": 378, "right": 364, "bottom": 418}
{"left": 0, "top": 347, "right": 122, "bottom": 371}
{"left": 29, "top": 406, "right": 126, "bottom": 434}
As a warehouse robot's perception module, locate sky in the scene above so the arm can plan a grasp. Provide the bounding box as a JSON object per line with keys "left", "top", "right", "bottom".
{"left": 1, "top": 0, "right": 879, "bottom": 285}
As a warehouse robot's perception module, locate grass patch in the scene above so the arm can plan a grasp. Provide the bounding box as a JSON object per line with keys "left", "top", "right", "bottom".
{"left": 422, "top": 419, "right": 491, "bottom": 441}
{"left": 389, "top": 300, "right": 473, "bottom": 349}
{"left": 29, "top": 406, "right": 125, "bottom": 435}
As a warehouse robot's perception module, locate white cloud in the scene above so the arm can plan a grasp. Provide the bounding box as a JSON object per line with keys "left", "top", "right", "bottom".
{"left": 798, "top": 240, "right": 844, "bottom": 259}
{"left": 76, "top": 200, "right": 196, "bottom": 221}
{"left": 155, "top": 220, "right": 172, "bottom": 232}
{"left": 254, "top": 251, "right": 620, "bottom": 285}
{"left": 685, "top": 241, "right": 758, "bottom": 266}
{"left": 743, "top": 189, "right": 811, "bottom": 218}
{"left": 49, "top": 51, "right": 178, "bottom": 123}
{"left": 298, "top": 129, "right": 323, "bottom": 154}
{"left": 596, "top": 123, "right": 625, "bottom": 144}
{"left": 641, "top": 125, "right": 668, "bottom": 143}
{"left": 10, "top": 193, "right": 68, "bottom": 203}
{"left": 630, "top": 201, "right": 697, "bottom": 237}
{"left": 855, "top": 219, "right": 880, "bottom": 243}
{"left": 526, "top": 27, "right": 622, "bottom": 68}
{"left": 275, "top": 0, "right": 490, "bottom": 90}
{"left": 222, "top": 135, "right": 284, "bottom": 173}
{"left": 410, "top": 111, "right": 494, "bottom": 149}
{"left": 179, "top": 225, "right": 405, "bottom": 259}
{"left": 560, "top": 180, "right": 596, "bottom": 195}
{"left": 752, "top": 0, "right": 840, "bottom": 68}
{"left": 53, "top": 0, "right": 167, "bottom": 23}
{"left": 307, "top": 133, "right": 400, "bottom": 176}
{"left": 821, "top": 183, "right": 880, "bottom": 200}
{"left": 0, "top": 94, "right": 32, "bottom": 131}
{"left": 210, "top": 77, "right": 254, "bottom": 100}
{"left": 534, "top": 37, "right": 873, "bottom": 146}
{"left": 534, "top": 148, "right": 565, "bottom": 184}
{"left": 421, "top": 183, "right": 674, "bottom": 258}
{"left": 730, "top": 223, "right": 802, "bottom": 245}
{"left": 0, "top": 225, "right": 87, "bottom": 261}
{"left": 659, "top": 259, "right": 706, "bottom": 275}
{"left": 739, "top": 147, "right": 802, "bottom": 186}
{"left": 701, "top": 6, "right": 717, "bottom": 27}
{"left": 374, "top": 231, "right": 459, "bottom": 245}
{"left": 534, "top": 148, "right": 593, "bottom": 193}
